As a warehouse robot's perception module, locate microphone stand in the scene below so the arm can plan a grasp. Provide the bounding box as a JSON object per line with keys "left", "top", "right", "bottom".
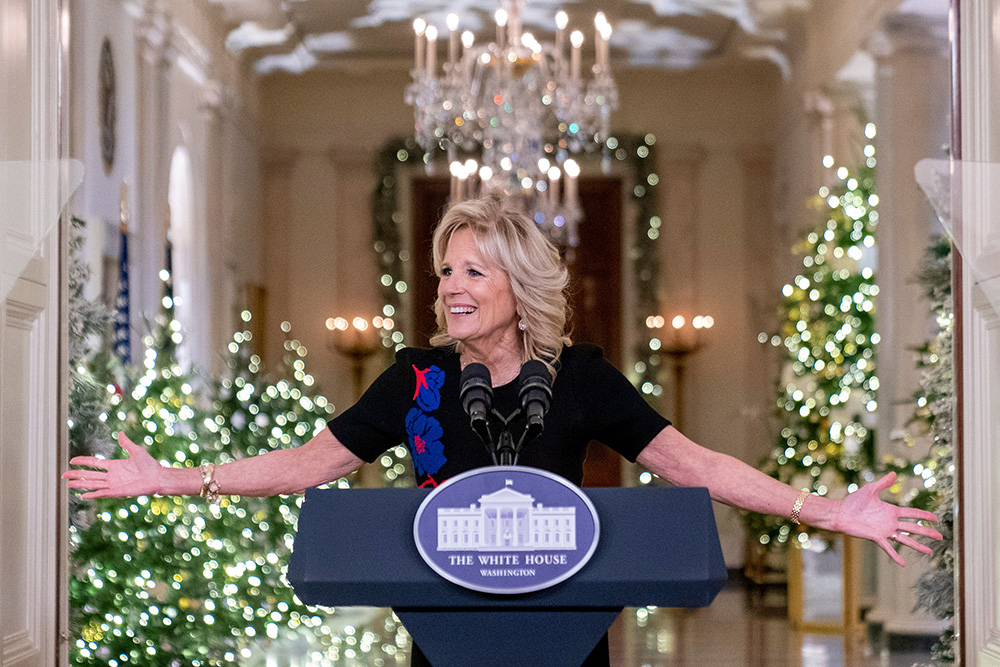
{"left": 473, "top": 407, "right": 540, "bottom": 466}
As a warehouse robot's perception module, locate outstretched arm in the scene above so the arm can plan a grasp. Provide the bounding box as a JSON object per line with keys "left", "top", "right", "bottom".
{"left": 636, "top": 425, "right": 941, "bottom": 566}
{"left": 63, "top": 428, "right": 364, "bottom": 499}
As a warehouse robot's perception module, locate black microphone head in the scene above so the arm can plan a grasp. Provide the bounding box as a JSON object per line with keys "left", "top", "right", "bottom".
{"left": 460, "top": 363, "right": 494, "bottom": 415}
{"left": 518, "top": 360, "right": 552, "bottom": 399}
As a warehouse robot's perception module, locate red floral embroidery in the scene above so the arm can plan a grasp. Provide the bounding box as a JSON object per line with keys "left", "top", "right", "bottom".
{"left": 412, "top": 365, "right": 431, "bottom": 400}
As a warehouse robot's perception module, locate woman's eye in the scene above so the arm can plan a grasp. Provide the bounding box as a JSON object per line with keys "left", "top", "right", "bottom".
{"left": 441, "top": 267, "right": 452, "bottom": 276}
{"left": 468, "top": 269, "right": 482, "bottom": 277}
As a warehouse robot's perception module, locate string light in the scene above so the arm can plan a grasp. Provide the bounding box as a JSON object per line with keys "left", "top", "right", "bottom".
{"left": 745, "top": 133, "right": 884, "bottom": 547}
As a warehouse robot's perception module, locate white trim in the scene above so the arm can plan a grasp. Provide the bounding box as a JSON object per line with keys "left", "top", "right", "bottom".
{"left": 960, "top": 0, "right": 1000, "bottom": 663}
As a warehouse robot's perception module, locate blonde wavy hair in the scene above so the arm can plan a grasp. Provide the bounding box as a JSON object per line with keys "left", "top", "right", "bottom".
{"left": 429, "top": 195, "right": 572, "bottom": 374}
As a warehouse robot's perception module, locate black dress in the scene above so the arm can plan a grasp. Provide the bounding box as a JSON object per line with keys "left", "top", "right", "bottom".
{"left": 327, "top": 344, "right": 670, "bottom": 666}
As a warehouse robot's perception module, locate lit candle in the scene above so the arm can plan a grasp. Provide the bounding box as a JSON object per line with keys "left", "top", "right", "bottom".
{"left": 461, "top": 31, "right": 475, "bottom": 82}
{"left": 594, "top": 13, "right": 607, "bottom": 71}
{"left": 598, "top": 21, "right": 612, "bottom": 71}
{"left": 450, "top": 160, "right": 462, "bottom": 201}
{"left": 413, "top": 18, "right": 426, "bottom": 75}
{"left": 426, "top": 25, "right": 438, "bottom": 77}
{"left": 548, "top": 166, "right": 561, "bottom": 207}
{"left": 465, "top": 159, "right": 478, "bottom": 197}
{"left": 570, "top": 30, "right": 583, "bottom": 80}
{"left": 496, "top": 9, "right": 507, "bottom": 50}
{"left": 479, "top": 165, "right": 493, "bottom": 186}
{"left": 457, "top": 164, "right": 469, "bottom": 200}
{"left": 555, "top": 11, "right": 568, "bottom": 64}
{"left": 564, "top": 158, "right": 579, "bottom": 203}
{"left": 447, "top": 13, "right": 459, "bottom": 66}
{"left": 508, "top": 0, "right": 521, "bottom": 49}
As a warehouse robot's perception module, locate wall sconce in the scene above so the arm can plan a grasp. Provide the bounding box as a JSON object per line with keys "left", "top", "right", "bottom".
{"left": 646, "top": 313, "right": 714, "bottom": 430}
{"left": 325, "top": 315, "right": 393, "bottom": 400}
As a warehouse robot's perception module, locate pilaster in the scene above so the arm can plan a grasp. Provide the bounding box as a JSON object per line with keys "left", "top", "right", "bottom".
{"left": 865, "top": 11, "right": 951, "bottom": 638}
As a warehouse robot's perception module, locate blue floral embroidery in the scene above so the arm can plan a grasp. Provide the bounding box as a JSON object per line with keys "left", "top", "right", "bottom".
{"left": 412, "top": 364, "right": 445, "bottom": 411}
{"left": 405, "top": 407, "right": 446, "bottom": 476}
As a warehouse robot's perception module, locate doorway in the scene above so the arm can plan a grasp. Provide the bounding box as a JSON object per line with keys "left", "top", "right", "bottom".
{"left": 410, "top": 178, "right": 624, "bottom": 486}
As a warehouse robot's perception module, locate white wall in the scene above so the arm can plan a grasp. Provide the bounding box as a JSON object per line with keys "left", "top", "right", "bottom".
{"left": 69, "top": 0, "right": 265, "bottom": 377}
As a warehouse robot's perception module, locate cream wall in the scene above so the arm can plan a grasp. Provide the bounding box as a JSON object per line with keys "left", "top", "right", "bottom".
{"left": 69, "top": 0, "right": 265, "bottom": 377}
{"left": 258, "top": 63, "right": 785, "bottom": 565}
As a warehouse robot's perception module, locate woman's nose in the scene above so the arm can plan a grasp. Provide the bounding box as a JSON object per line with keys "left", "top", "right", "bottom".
{"left": 441, "top": 275, "right": 464, "bottom": 295}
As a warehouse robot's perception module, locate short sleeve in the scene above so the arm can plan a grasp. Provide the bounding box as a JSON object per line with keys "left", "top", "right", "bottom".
{"left": 326, "top": 349, "right": 414, "bottom": 463}
{"left": 565, "top": 345, "right": 670, "bottom": 462}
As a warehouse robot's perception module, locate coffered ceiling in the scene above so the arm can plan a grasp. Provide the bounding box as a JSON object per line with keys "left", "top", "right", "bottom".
{"left": 209, "top": 0, "right": 814, "bottom": 74}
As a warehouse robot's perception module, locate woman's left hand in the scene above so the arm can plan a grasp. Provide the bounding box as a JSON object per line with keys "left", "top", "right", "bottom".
{"left": 833, "top": 471, "right": 942, "bottom": 566}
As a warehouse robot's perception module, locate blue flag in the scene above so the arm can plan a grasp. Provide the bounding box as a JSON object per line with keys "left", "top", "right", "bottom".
{"left": 112, "top": 225, "right": 130, "bottom": 364}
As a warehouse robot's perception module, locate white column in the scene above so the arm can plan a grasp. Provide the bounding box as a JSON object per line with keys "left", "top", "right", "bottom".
{"left": 134, "top": 12, "right": 173, "bottom": 336}
{"left": 261, "top": 147, "right": 299, "bottom": 366}
{"left": 959, "top": 0, "right": 1000, "bottom": 663}
{"left": 738, "top": 145, "right": 780, "bottom": 471}
{"left": 866, "top": 12, "right": 951, "bottom": 638}
{"left": 200, "top": 79, "right": 226, "bottom": 375}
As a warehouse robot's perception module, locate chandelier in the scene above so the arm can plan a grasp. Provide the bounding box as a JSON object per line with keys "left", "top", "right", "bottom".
{"left": 404, "top": 0, "right": 617, "bottom": 250}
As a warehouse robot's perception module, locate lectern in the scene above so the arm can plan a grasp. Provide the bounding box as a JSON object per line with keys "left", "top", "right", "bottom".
{"left": 288, "top": 486, "right": 726, "bottom": 667}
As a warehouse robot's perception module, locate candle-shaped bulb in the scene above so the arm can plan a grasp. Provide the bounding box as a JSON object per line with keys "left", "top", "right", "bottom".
{"left": 547, "top": 166, "right": 561, "bottom": 180}
{"left": 538, "top": 157, "right": 551, "bottom": 172}
{"left": 413, "top": 18, "right": 426, "bottom": 35}
{"left": 563, "top": 158, "right": 580, "bottom": 178}
{"left": 556, "top": 11, "right": 568, "bottom": 30}
{"left": 594, "top": 12, "right": 607, "bottom": 29}
{"left": 570, "top": 30, "right": 584, "bottom": 48}
{"left": 446, "top": 13, "right": 459, "bottom": 32}
{"left": 479, "top": 165, "right": 493, "bottom": 181}
{"left": 495, "top": 9, "right": 507, "bottom": 27}
{"left": 464, "top": 158, "right": 477, "bottom": 174}
{"left": 426, "top": 25, "right": 438, "bottom": 41}
{"left": 462, "top": 30, "right": 474, "bottom": 49}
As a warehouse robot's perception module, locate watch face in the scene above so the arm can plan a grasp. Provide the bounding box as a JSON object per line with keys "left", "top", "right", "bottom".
{"left": 99, "top": 38, "right": 116, "bottom": 174}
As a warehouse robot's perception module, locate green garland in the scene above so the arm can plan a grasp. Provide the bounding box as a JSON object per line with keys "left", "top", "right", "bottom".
{"left": 910, "top": 237, "right": 955, "bottom": 665}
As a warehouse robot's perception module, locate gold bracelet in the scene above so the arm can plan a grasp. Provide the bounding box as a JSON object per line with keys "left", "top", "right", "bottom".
{"left": 790, "top": 488, "right": 810, "bottom": 525}
{"left": 199, "top": 462, "right": 222, "bottom": 504}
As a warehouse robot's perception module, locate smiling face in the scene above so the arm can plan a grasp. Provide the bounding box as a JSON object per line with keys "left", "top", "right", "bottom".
{"left": 437, "top": 228, "right": 520, "bottom": 354}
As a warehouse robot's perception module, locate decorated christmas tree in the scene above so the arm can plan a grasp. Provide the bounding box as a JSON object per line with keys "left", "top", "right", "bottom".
{"left": 71, "top": 259, "right": 244, "bottom": 664}
{"left": 745, "top": 128, "right": 885, "bottom": 547}
{"left": 911, "top": 237, "right": 955, "bottom": 665}
{"left": 207, "top": 314, "right": 415, "bottom": 663}
{"left": 70, "top": 261, "right": 414, "bottom": 664}
{"left": 68, "top": 217, "right": 116, "bottom": 526}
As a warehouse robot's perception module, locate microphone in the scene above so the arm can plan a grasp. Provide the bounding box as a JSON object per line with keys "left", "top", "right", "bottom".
{"left": 460, "top": 363, "right": 494, "bottom": 442}
{"left": 518, "top": 360, "right": 552, "bottom": 441}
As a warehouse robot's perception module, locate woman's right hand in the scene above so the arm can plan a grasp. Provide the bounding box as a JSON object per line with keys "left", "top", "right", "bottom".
{"left": 63, "top": 432, "right": 167, "bottom": 499}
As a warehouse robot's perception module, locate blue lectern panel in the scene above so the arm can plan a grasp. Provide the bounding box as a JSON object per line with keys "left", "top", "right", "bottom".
{"left": 288, "top": 486, "right": 726, "bottom": 609}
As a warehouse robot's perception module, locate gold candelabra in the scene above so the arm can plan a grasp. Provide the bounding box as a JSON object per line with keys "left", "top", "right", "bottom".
{"left": 646, "top": 314, "right": 714, "bottom": 431}
{"left": 325, "top": 315, "right": 387, "bottom": 400}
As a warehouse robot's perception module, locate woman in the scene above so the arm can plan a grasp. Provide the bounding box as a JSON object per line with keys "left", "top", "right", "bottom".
{"left": 66, "top": 195, "right": 940, "bottom": 665}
